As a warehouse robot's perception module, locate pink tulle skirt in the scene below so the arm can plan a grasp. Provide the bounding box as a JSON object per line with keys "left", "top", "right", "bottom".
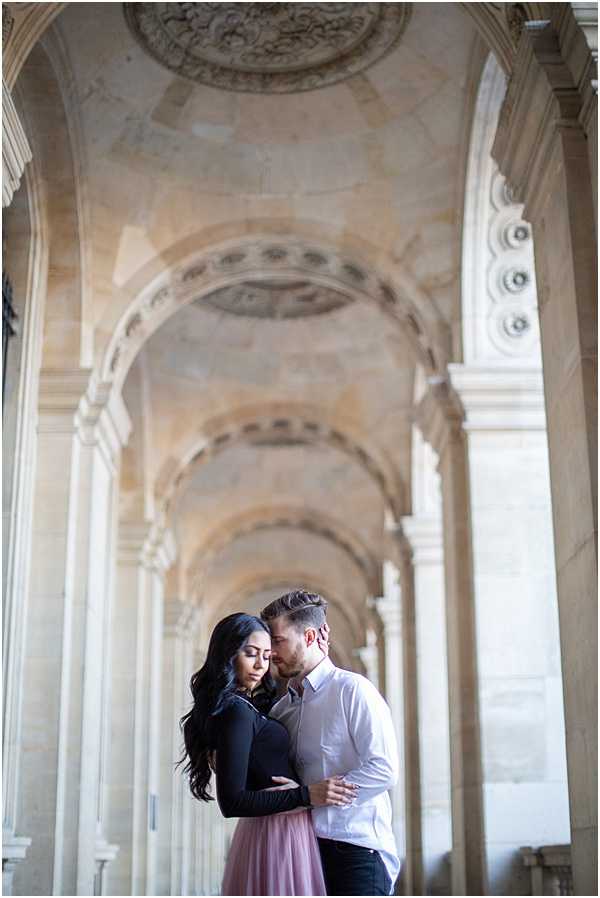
{"left": 221, "top": 808, "right": 326, "bottom": 896}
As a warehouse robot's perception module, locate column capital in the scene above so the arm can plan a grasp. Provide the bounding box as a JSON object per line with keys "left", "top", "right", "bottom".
{"left": 78, "top": 374, "right": 132, "bottom": 455}
{"left": 370, "top": 594, "right": 401, "bottom": 637}
{"left": 353, "top": 629, "right": 379, "bottom": 687}
{"left": 145, "top": 523, "right": 177, "bottom": 576}
{"left": 117, "top": 520, "right": 155, "bottom": 565}
{"left": 448, "top": 363, "right": 547, "bottom": 431}
{"left": 164, "top": 598, "right": 201, "bottom": 638}
{"left": 415, "top": 378, "right": 465, "bottom": 459}
{"left": 117, "top": 519, "right": 175, "bottom": 574}
{"left": 383, "top": 521, "right": 412, "bottom": 566}
{"left": 401, "top": 515, "right": 443, "bottom": 566}
{"left": 492, "top": 19, "right": 588, "bottom": 220}
{"left": 38, "top": 369, "right": 132, "bottom": 460}
{"left": 2, "top": 78, "right": 31, "bottom": 207}
{"left": 38, "top": 368, "right": 92, "bottom": 419}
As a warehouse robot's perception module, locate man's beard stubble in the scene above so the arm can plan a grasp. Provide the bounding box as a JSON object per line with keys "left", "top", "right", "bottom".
{"left": 273, "top": 646, "right": 303, "bottom": 680}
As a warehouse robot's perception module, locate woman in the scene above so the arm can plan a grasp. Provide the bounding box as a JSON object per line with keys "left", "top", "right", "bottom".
{"left": 179, "top": 612, "right": 357, "bottom": 896}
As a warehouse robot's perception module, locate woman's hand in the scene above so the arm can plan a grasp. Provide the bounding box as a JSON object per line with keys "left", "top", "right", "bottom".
{"left": 265, "top": 775, "right": 300, "bottom": 791}
{"left": 317, "top": 621, "right": 331, "bottom": 656}
{"left": 308, "top": 776, "right": 358, "bottom": 807}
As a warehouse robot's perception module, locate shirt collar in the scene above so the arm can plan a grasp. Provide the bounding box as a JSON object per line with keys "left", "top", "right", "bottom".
{"left": 288, "top": 656, "right": 335, "bottom": 699}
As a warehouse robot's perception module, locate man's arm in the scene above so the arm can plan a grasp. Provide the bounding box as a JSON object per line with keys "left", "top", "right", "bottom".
{"left": 340, "top": 678, "right": 399, "bottom": 805}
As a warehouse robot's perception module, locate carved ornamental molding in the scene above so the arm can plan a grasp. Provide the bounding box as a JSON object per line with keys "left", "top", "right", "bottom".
{"left": 462, "top": 53, "right": 540, "bottom": 363}
{"left": 123, "top": 2, "right": 411, "bottom": 94}
{"left": 201, "top": 279, "right": 353, "bottom": 319}
{"left": 2, "top": 78, "right": 32, "bottom": 207}
{"left": 103, "top": 236, "right": 440, "bottom": 390}
{"left": 160, "top": 405, "right": 405, "bottom": 519}
{"left": 189, "top": 504, "right": 379, "bottom": 591}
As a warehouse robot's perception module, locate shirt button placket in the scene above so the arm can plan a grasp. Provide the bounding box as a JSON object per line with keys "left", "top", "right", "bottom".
{"left": 295, "top": 691, "right": 305, "bottom": 765}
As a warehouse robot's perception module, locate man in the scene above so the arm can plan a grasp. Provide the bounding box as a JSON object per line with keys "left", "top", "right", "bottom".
{"left": 261, "top": 589, "right": 400, "bottom": 896}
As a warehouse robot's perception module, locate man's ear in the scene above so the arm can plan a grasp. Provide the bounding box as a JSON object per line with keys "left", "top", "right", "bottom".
{"left": 304, "top": 627, "right": 318, "bottom": 647}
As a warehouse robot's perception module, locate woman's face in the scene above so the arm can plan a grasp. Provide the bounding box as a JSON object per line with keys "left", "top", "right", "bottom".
{"left": 234, "top": 629, "right": 272, "bottom": 692}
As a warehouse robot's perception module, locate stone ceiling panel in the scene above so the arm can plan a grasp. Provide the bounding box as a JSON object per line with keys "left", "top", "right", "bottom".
{"left": 172, "top": 441, "right": 386, "bottom": 573}
{"left": 132, "top": 297, "right": 413, "bottom": 501}
{"left": 200, "top": 528, "right": 369, "bottom": 654}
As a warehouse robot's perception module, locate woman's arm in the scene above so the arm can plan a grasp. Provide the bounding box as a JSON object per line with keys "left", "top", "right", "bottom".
{"left": 215, "top": 701, "right": 310, "bottom": 818}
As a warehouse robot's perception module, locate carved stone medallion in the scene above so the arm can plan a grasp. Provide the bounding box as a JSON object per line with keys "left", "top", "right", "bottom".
{"left": 198, "top": 279, "right": 353, "bottom": 319}
{"left": 123, "top": 3, "right": 411, "bottom": 93}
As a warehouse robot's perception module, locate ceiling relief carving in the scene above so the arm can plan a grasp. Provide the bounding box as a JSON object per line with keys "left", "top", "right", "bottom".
{"left": 123, "top": 2, "right": 411, "bottom": 93}
{"left": 199, "top": 279, "right": 353, "bottom": 319}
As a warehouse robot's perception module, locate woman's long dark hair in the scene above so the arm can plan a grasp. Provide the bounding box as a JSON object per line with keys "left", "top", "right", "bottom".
{"left": 179, "top": 612, "right": 276, "bottom": 801}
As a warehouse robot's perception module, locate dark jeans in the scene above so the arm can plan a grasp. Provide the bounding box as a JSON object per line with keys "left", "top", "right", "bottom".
{"left": 317, "top": 838, "right": 392, "bottom": 896}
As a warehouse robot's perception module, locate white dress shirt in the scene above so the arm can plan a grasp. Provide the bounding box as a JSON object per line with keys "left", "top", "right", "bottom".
{"left": 270, "top": 656, "right": 400, "bottom": 889}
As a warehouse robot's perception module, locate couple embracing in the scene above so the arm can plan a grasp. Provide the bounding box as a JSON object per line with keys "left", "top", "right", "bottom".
{"left": 180, "top": 589, "right": 400, "bottom": 896}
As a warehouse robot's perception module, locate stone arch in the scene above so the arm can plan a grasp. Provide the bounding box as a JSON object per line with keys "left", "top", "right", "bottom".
{"left": 3, "top": 3, "right": 67, "bottom": 89}
{"left": 102, "top": 232, "right": 448, "bottom": 390}
{"left": 157, "top": 402, "right": 406, "bottom": 521}
{"left": 187, "top": 503, "right": 381, "bottom": 598}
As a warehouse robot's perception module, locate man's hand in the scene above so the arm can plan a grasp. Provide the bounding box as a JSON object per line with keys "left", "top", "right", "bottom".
{"left": 308, "top": 776, "right": 358, "bottom": 807}
{"left": 317, "top": 621, "right": 331, "bottom": 656}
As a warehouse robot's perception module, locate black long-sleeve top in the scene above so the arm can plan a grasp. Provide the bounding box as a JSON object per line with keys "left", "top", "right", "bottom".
{"left": 208, "top": 695, "right": 311, "bottom": 818}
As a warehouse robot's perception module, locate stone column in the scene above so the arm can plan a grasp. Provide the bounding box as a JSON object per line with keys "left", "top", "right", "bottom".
{"left": 417, "top": 382, "right": 487, "bottom": 896}
{"left": 156, "top": 599, "right": 201, "bottom": 897}
{"left": 146, "top": 532, "right": 176, "bottom": 897}
{"left": 374, "top": 551, "right": 423, "bottom": 895}
{"left": 2, "top": 154, "right": 45, "bottom": 893}
{"left": 374, "top": 561, "right": 405, "bottom": 876}
{"left": 449, "top": 365, "right": 570, "bottom": 894}
{"left": 402, "top": 515, "right": 452, "bottom": 896}
{"left": 493, "top": 21, "right": 597, "bottom": 894}
{"left": 13, "top": 371, "right": 130, "bottom": 897}
{"left": 106, "top": 521, "right": 175, "bottom": 897}
{"left": 395, "top": 542, "right": 424, "bottom": 897}
{"left": 106, "top": 521, "right": 151, "bottom": 897}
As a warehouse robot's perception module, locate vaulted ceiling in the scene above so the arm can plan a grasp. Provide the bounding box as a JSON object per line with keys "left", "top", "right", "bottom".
{"left": 19, "top": 2, "right": 485, "bottom": 661}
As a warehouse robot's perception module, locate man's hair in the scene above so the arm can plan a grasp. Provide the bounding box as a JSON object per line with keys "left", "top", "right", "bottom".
{"left": 260, "top": 589, "right": 328, "bottom": 632}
